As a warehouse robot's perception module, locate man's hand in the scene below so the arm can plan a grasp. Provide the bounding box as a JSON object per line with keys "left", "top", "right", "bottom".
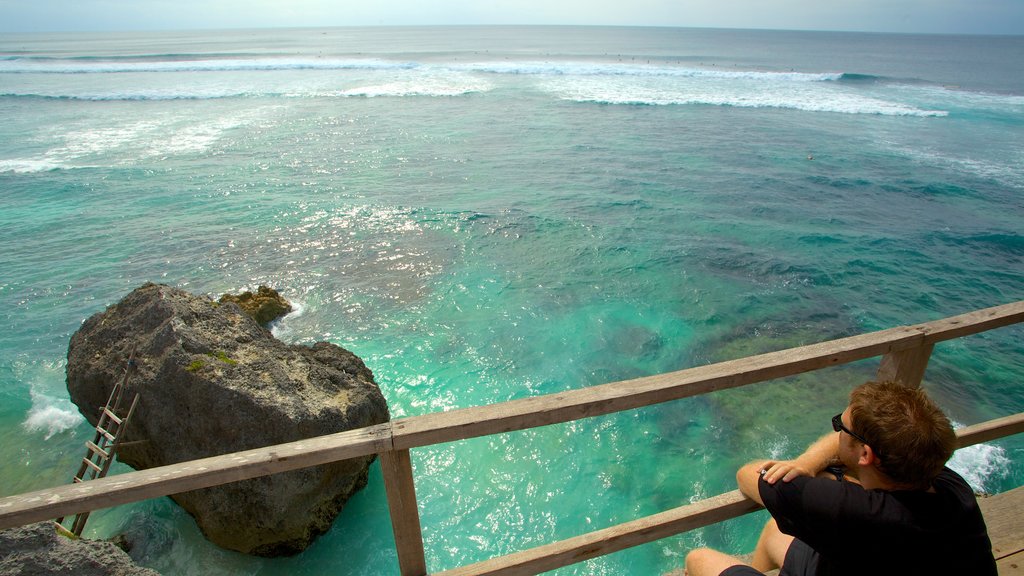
{"left": 758, "top": 460, "right": 815, "bottom": 485}
{"left": 736, "top": 432, "right": 840, "bottom": 505}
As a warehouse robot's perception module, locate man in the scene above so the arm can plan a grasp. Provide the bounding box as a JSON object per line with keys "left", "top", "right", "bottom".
{"left": 685, "top": 380, "right": 997, "bottom": 576}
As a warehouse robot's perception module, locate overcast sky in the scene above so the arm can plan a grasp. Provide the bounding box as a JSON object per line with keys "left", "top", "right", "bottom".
{"left": 1, "top": 0, "right": 1022, "bottom": 35}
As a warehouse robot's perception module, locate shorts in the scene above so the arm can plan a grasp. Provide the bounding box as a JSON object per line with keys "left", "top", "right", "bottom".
{"left": 779, "top": 538, "right": 820, "bottom": 576}
{"left": 717, "top": 539, "right": 820, "bottom": 576}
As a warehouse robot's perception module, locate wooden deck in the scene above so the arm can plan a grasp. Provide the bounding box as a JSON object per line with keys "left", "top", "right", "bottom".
{"left": 986, "top": 486, "right": 1024, "bottom": 575}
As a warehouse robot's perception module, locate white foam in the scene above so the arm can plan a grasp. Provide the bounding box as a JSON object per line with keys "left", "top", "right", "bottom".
{"left": 3, "top": 57, "right": 838, "bottom": 82}
{"left": 891, "top": 145, "right": 1024, "bottom": 188}
{"left": 0, "top": 117, "right": 239, "bottom": 169}
{"left": 54, "top": 120, "right": 162, "bottom": 158}
{"left": 948, "top": 440, "right": 1011, "bottom": 494}
{"left": 335, "top": 76, "right": 492, "bottom": 98}
{"left": 448, "top": 61, "right": 843, "bottom": 82}
{"left": 0, "top": 158, "right": 65, "bottom": 173}
{"left": 22, "top": 396, "right": 83, "bottom": 440}
{"left": 539, "top": 75, "right": 948, "bottom": 117}
{"left": 269, "top": 298, "right": 304, "bottom": 341}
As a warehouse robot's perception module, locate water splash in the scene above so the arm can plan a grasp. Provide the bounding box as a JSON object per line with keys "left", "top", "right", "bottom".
{"left": 22, "top": 392, "right": 82, "bottom": 440}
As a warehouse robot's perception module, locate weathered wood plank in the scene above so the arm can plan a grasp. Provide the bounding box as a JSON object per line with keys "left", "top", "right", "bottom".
{"left": 875, "top": 343, "right": 933, "bottom": 388}
{"left": 980, "top": 486, "right": 1024, "bottom": 562}
{"left": 0, "top": 423, "right": 392, "bottom": 530}
{"left": 997, "top": 551, "right": 1024, "bottom": 575}
{"left": 956, "top": 413, "right": 1024, "bottom": 449}
{"left": 917, "top": 301, "right": 1024, "bottom": 345}
{"left": 396, "top": 302, "right": 1024, "bottom": 451}
{"left": 434, "top": 490, "right": 762, "bottom": 576}
{"left": 381, "top": 449, "right": 427, "bottom": 576}
{"left": 393, "top": 326, "right": 923, "bottom": 450}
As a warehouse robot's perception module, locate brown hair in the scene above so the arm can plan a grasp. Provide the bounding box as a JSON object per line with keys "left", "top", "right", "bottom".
{"left": 848, "top": 380, "right": 957, "bottom": 489}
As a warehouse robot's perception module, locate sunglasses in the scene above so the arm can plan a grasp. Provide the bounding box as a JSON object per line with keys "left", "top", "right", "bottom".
{"left": 832, "top": 413, "right": 874, "bottom": 449}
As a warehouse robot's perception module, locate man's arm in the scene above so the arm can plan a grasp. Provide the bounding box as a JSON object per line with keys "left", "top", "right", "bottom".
{"left": 736, "top": 432, "right": 841, "bottom": 505}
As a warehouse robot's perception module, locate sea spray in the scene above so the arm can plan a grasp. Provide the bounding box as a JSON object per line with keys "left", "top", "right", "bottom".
{"left": 22, "top": 394, "right": 81, "bottom": 440}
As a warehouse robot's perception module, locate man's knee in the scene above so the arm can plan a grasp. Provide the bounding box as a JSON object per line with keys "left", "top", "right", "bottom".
{"left": 758, "top": 517, "right": 795, "bottom": 566}
{"left": 685, "top": 547, "right": 714, "bottom": 569}
{"left": 685, "top": 547, "right": 748, "bottom": 576}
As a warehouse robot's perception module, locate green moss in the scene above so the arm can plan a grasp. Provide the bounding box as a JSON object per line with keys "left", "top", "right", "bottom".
{"left": 186, "top": 360, "right": 205, "bottom": 372}
{"left": 208, "top": 350, "right": 238, "bottom": 365}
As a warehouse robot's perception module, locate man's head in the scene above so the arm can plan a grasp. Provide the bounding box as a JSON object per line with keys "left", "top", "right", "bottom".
{"left": 845, "top": 380, "right": 957, "bottom": 490}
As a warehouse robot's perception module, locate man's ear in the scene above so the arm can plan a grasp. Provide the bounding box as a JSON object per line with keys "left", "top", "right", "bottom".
{"left": 857, "top": 443, "right": 877, "bottom": 467}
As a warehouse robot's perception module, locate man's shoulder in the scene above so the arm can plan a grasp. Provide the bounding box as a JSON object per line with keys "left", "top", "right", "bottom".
{"left": 758, "top": 471, "right": 860, "bottom": 514}
{"left": 935, "top": 466, "right": 972, "bottom": 490}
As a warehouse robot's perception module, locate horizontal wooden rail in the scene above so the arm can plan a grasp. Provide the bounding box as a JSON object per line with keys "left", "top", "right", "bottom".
{"left": 436, "top": 491, "right": 761, "bottom": 576}
{"left": 432, "top": 413, "right": 1024, "bottom": 576}
{"left": 0, "top": 423, "right": 392, "bottom": 530}
{"left": 393, "top": 325, "right": 921, "bottom": 450}
{"left": 956, "top": 413, "right": 1024, "bottom": 449}
{"left": 393, "top": 300, "right": 1024, "bottom": 450}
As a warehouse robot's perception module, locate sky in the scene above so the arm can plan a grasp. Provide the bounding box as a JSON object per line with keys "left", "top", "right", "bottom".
{"left": 1, "top": 0, "right": 1022, "bottom": 35}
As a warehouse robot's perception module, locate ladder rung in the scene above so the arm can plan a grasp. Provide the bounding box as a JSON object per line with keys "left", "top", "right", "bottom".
{"left": 86, "top": 441, "right": 109, "bottom": 459}
{"left": 102, "top": 408, "right": 123, "bottom": 425}
{"left": 83, "top": 457, "right": 102, "bottom": 473}
{"left": 96, "top": 427, "right": 116, "bottom": 443}
{"left": 53, "top": 521, "right": 76, "bottom": 538}
{"left": 72, "top": 477, "right": 83, "bottom": 483}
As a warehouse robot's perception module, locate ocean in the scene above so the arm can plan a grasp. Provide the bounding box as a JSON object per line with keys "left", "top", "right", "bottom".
{"left": 1, "top": 25, "right": 1022, "bottom": 575}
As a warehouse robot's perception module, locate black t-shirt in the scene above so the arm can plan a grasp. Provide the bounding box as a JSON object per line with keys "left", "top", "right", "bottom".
{"left": 758, "top": 467, "right": 997, "bottom": 576}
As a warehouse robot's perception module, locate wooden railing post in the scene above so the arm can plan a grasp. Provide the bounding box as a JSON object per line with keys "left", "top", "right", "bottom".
{"left": 876, "top": 343, "right": 934, "bottom": 388}
{"left": 381, "top": 448, "right": 427, "bottom": 576}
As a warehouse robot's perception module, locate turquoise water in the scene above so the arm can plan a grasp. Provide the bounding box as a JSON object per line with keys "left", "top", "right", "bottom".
{"left": 1, "top": 26, "right": 1023, "bottom": 575}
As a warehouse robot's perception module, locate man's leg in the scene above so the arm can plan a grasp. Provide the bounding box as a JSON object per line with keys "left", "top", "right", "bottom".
{"left": 751, "top": 518, "right": 794, "bottom": 572}
{"left": 685, "top": 548, "right": 760, "bottom": 576}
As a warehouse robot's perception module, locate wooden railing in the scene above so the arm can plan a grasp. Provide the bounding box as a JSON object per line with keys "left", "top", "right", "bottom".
{"left": 1, "top": 301, "right": 1023, "bottom": 575}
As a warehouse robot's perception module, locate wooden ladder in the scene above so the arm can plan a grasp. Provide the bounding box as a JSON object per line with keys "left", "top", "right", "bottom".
{"left": 55, "top": 350, "right": 140, "bottom": 538}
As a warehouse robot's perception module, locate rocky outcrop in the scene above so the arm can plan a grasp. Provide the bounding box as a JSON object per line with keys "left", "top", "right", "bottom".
{"left": 0, "top": 522, "right": 160, "bottom": 576}
{"left": 65, "top": 283, "right": 389, "bottom": 557}
{"left": 218, "top": 285, "right": 292, "bottom": 326}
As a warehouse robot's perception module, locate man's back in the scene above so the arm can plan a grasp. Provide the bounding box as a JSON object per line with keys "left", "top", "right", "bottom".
{"left": 758, "top": 467, "right": 996, "bottom": 576}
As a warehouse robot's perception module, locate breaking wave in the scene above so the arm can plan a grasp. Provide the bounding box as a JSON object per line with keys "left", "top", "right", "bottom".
{"left": 0, "top": 56, "right": 965, "bottom": 115}
{"left": 0, "top": 56, "right": 418, "bottom": 74}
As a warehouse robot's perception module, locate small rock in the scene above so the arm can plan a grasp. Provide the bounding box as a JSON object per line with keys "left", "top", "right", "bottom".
{"left": 0, "top": 522, "right": 160, "bottom": 576}
{"left": 218, "top": 285, "right": 293, "bottom": 325}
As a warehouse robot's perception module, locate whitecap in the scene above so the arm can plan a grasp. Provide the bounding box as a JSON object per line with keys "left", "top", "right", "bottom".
{"left": 539, "top": 75, "right": 947, "bottom": 117}
{"left": 22, "top": 397, "right": 83, "bottom": 440}
{"left": 0, "top": 158, "right": 65, "bottom": 173}
{"left": 446, "top": 61, "right": 842, "bottom": 83}
{"left": 334, "top": 76, "right": 492, "bottom": 98}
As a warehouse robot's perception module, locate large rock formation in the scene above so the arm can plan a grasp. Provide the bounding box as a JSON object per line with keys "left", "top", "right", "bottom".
{"left": 65, "top": 283, "right": 389, "bottom": 556}
{"left": 0, "top": 522, "right": 160, "bottom": 576}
